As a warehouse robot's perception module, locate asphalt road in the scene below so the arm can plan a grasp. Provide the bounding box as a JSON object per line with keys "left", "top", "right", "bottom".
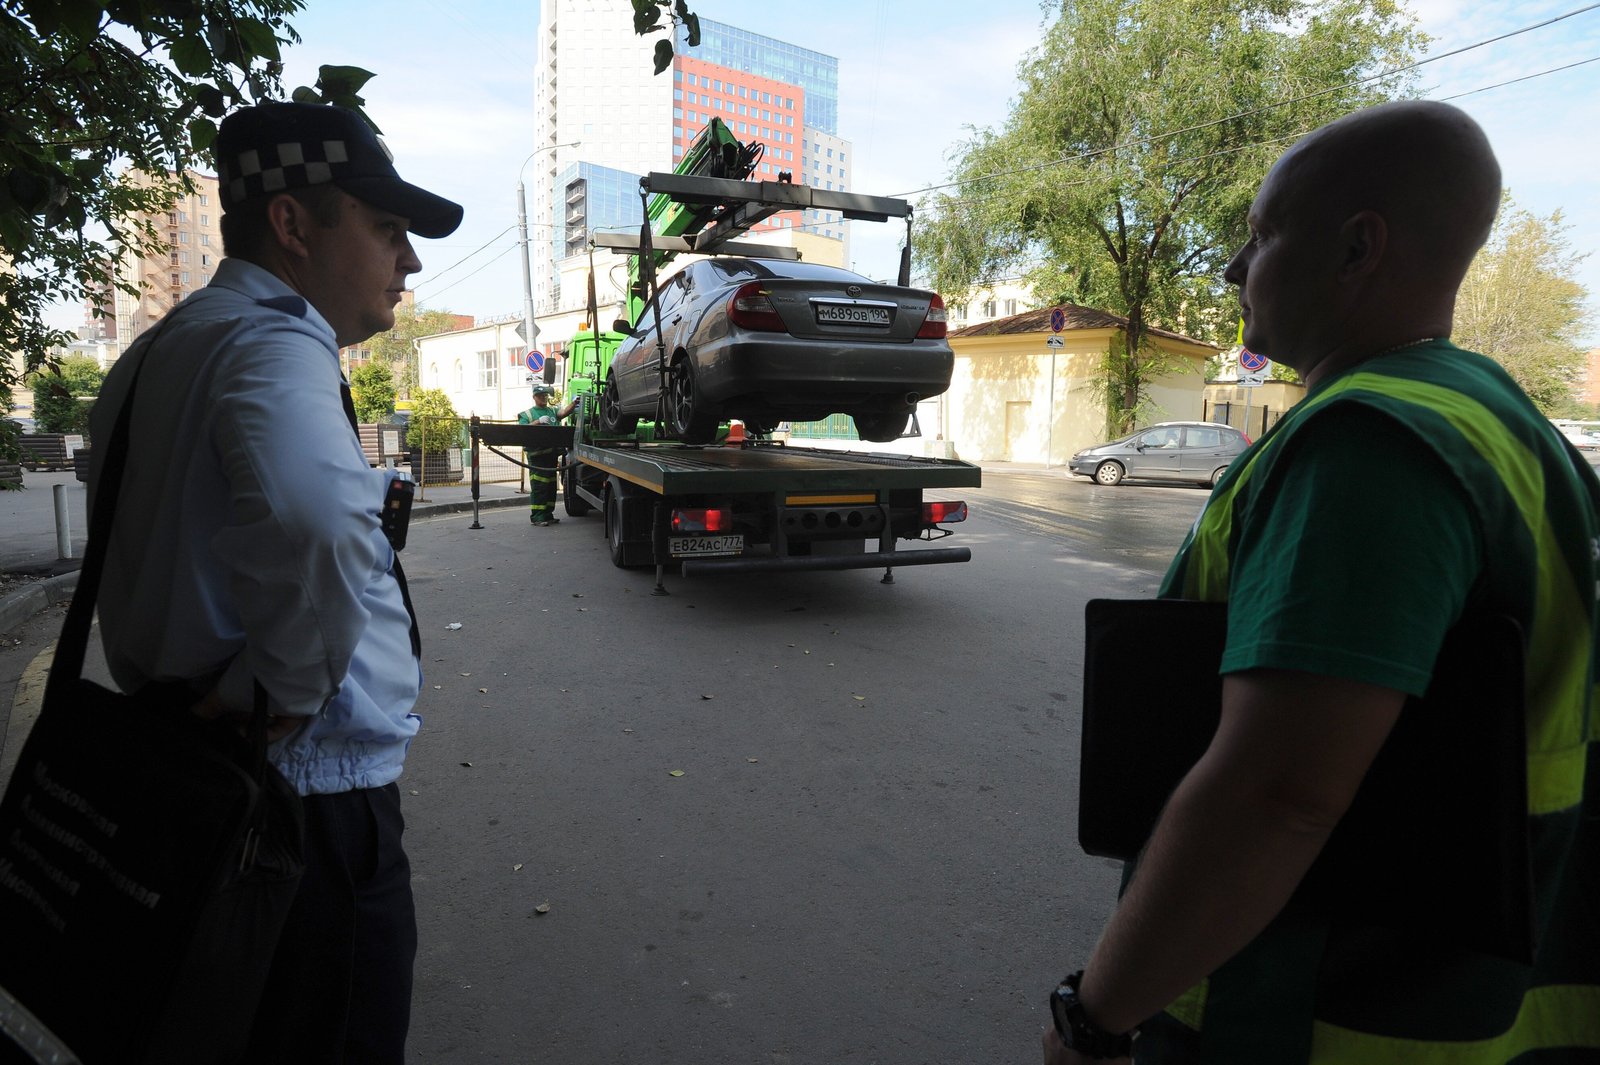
{"left": 0, "top": 467, "right": 1212, "bottom": 1064}
{"left": 397, "top": 468, "right": 1210, "bottom": 1064}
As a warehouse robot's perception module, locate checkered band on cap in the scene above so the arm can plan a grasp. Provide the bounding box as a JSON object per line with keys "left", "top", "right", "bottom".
{"left": 219, "top": 138, "right": 351, "bottom": 205}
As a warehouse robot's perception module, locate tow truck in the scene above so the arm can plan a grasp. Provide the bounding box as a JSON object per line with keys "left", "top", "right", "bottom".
{"left": 469, "top": 119, "right": 980, "bottom": 588}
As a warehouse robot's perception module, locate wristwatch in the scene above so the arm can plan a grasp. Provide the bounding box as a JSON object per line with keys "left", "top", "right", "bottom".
{"left": 1049, "top": 971, "right": 1137, "bottom": 1059}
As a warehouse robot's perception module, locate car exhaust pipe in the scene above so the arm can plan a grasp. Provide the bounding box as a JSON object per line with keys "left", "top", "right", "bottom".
{"left": 904, "top": 392, "right": 920, "bottom": 406}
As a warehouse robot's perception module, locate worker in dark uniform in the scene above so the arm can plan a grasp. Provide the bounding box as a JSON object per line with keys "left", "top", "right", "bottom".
{"left": 517, "top": 384, "right": 573, "bottom": 526}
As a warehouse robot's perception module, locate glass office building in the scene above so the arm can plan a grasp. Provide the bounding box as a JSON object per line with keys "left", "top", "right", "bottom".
{"left": 550, "top": 161, "right": 644, "bottom": 303}
{"left": 678, "top": 19, "right": 838, "bottom": 136}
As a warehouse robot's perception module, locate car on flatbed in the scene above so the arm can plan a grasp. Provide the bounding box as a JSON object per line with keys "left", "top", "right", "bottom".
{"left": 1069, "top": 421, "right": 1250, "bottom": 487}
{"left": 597, "top": 257, "right": 952, "bottom": 445}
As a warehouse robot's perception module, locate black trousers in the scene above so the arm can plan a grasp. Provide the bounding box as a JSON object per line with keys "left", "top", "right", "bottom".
{"left": 245, "top": 783, "right": 416, "bottom": 1065}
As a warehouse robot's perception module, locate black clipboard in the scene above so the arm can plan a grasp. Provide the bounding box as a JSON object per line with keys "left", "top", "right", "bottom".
{"left": 1079, "top": 599, "right": 1536, "bottom": 963}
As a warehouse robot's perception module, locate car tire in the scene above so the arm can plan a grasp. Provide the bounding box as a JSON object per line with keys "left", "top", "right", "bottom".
{"left": 852, "top": 411, "right": 909, "bottom": 443}
{"left": 668, "top": 359, "right": 718, "bottom": 444}
{"left": 1208, "top": 466, "right": 1229, "bottom": 488}
{"left": 562, "top": 459, "right": 593, "bottom": 517}
{"left": 598, "top": 374, "right": 637, "bottom": 435}
{"left": 1094, "top": 461, "right": 1125, "bottom": 486}
{"left": 605, "top": 483, "right": 631, "bottom": 568}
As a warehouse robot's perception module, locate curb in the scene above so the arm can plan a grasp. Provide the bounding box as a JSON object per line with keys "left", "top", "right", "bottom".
{"left": 0, "top": 571, "right": 79, "bottom": 634}
{"left": 412, "top": 494, "right": 529, "bottom": 518}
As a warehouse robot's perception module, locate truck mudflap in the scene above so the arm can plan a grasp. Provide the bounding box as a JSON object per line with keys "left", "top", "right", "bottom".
{"left": 680, "top": 546, "right": 971, "bottom": 577}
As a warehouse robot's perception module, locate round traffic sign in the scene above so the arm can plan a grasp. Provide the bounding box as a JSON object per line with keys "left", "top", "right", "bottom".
{"left": 525, "top": 350, "right": 545, "bottom": 373}
{"left": 1050, "top": 307, "right": 1066, "bottom": 333}
{"left": 1239, "top": 347, "right": 1269, "bottom": 372}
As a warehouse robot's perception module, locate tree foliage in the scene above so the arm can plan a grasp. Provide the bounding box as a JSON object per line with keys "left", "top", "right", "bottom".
{"left": 31, "top": 354, "right": 105, "bottom": 435}
{"left": 915, "top": 0, "right": 1421, "bottom": 433}
{"left": 366, "top": 303, "right": 468, "bottom": 399}
{"left": 0, "top": 4, "right": 383, "bottom": 395}
{"left": 630, "top": 0, "right": 701, "bottom": 74}
{"left": 1453, "top": 195, "right": 1593, "bottom": 415}
{"left": 349, "top": 358, "right": 396, "bottom": 423}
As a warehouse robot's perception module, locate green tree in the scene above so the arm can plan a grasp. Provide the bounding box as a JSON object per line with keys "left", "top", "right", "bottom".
{"left": 0, "top": 2, "right": 378, "bottom": 484}
{"left": 915, "top": 0, "right": 1421, "bottom": 434}
{"left": 368, "top": 304, "right": 468, "bottom": 398}
{"left": 31, "top": 354, "right": 105, "bottom": 435}
{"left": 1453, "top": 195, "right": 1593, "bottom": 414}
{"left": 349, "top": 358, "right": 396, "bottom": 423}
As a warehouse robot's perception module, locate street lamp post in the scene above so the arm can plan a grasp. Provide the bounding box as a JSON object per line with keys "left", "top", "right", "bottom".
{"left": 517, "top": 141, "right": 580, "bottom": 363}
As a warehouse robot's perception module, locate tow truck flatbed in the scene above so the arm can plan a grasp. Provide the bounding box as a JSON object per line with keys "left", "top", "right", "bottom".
{"left": 571, "top": 440, "right": 982, "bottom": 498}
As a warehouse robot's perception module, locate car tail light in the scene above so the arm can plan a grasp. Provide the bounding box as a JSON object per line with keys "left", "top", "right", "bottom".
{"left": 1241, "top": 432, "right": 1253, "bottom": 445}
{"left": 916, "top": 294, "right": 948, "bottom": 339}
{"left": 923, "top": 500, "right": 967, "bottom": 523}
{"left": 726, "top": 282, "right": 786, "bottom": 332}
{"left": 673, "top": 507, "right": 732, "bottom": 532}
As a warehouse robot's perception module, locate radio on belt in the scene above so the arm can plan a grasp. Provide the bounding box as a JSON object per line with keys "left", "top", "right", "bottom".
{"left": 381, "top": 472, "right": 415, "bottom": 551}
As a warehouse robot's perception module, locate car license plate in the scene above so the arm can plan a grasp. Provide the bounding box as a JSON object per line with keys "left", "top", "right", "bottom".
{"left": 669, "top": 534, "right": 744, "bottom": 558}
{"left": 816, "top": 303, "right": 891, "bottom": 326}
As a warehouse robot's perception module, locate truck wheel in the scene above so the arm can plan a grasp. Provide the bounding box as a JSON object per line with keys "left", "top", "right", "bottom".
{"left": 605, "top": 484, "right": 633, "bottom": 568}
{"left": 668, "top": 359, "right": 718, "bottom": 444}
{"left": 853, "top": 411, "right": 908, "bottom": 443}
{"left": 598, "top": 375, "right": 637, "bottom": 435}
{"left": 562, "top": 459, "right": 593, "bottom": 517}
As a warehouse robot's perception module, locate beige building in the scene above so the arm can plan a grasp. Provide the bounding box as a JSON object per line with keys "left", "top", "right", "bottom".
{"left": 944, "top": 306, "right": 1219, "bottom": 465}
{"left": 85, "top": 171, "right": 222, "bottom": 357}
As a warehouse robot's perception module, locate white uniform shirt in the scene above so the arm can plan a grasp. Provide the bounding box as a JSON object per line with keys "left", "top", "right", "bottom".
{"left": 88, "top": 258, "right": 422, "bottom": 795}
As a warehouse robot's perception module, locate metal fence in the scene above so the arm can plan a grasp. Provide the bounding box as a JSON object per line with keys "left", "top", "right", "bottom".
{"left": 406, "top": 415, "right": 524, "bottom": 490}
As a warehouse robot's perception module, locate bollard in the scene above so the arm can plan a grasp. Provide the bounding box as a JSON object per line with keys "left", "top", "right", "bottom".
{"left": 52, "top": 483, "right": 72, "bottom": 559}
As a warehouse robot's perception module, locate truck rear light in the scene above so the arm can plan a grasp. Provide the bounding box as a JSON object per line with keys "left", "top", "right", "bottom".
{"left": 916, "top": 294, "right": 948, "bottom": 339}
{"left": 673, "top": 507, "right": 732, "bottom": 532}
{"left": 923, "top": 500, "right": 967, "bottom": 523}
{"left": 727, "top": 282, "right": 786, "bottom": 332}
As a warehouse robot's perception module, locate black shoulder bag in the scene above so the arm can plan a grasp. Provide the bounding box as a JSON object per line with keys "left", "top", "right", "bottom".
{"left": 0, "top": 325, "right": 305, "bottom": 1065}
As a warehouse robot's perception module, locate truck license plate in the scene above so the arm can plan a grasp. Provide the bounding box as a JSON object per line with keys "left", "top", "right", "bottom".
{"left": 670, "top": 534, "right": 744, "bottom": 557}
{"left": 816, "top": 303, "right": 891, "bottom": 326}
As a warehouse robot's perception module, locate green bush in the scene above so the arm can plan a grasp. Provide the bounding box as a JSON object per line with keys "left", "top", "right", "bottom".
{"left": 406, "top": 388, "right": 462, "bottom": 454}
{"left": 31, "top": 355, "right": 104, "bottom": 436}
{"left": 349, "top": 359, "right": 397, "bottom": 423}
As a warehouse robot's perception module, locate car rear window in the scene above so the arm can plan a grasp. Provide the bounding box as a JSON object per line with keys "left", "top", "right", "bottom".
{"left": 713, "top": 258, "right": 871, "bottom": 284}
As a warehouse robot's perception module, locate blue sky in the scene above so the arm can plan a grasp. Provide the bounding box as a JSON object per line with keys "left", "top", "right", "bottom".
{"left": 240, "top": 1, "right": 1600, "bottom": 343}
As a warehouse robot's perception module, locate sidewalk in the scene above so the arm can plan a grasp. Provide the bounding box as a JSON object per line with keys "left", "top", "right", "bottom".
{"left": 0, "top": 468, "right": 531, "bottom": 632}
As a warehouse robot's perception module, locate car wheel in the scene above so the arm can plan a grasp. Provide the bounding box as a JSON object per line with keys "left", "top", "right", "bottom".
{"left": 668, "top": 359, "right": 718, "bottom": 444}
{"left": 562, "top": 459, "right": 593, "bottom": 517}
{"left": 1209, "top": 466, "right": 1228, "bottom": 488}
{"left": 852, "top": 411, "right": 909, "bottom": 443}
{"left": 598, "top": 374, "right": 637, "bottom": 435}
{"left": 1094, "top": 461, "right": 1125, "bottom": 486}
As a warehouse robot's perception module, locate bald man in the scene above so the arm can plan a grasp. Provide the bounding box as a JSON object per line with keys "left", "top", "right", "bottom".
{"left": 1044, "top": 101, "right": 1600, "bottom": 1064}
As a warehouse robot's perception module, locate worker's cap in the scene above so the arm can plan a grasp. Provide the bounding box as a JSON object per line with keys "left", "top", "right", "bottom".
{"left": 531, "top": 384, "right": 556, "bottom": 396}
{"left": 213, "top": 103, "right": 464, "bottom": 239}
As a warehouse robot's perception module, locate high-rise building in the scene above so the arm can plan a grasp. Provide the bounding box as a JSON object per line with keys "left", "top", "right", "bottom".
{"left": 533, "top": 1, "right": 850, "bottom": 323}
{"left": 85, "top": 171, "right": 223, "bottom": 356}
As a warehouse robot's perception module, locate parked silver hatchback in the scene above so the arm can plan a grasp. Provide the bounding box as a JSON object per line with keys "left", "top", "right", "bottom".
{"left": 1068, "top": 421, "right": 1251, "bottom": 488}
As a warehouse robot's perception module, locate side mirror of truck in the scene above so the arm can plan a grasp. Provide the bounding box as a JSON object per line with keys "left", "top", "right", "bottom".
{"left": 612, "top": 319, "right": 632, "bottom": 335}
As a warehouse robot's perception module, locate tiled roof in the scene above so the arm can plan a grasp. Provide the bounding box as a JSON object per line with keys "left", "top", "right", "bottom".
{"left": 948, "top": 303, "right": 1209, "bottom": 347}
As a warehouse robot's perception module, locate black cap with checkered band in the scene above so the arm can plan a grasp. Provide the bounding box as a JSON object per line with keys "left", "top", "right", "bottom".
{"left": 213, "top": 102, "right": 463, "bottom": 239}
